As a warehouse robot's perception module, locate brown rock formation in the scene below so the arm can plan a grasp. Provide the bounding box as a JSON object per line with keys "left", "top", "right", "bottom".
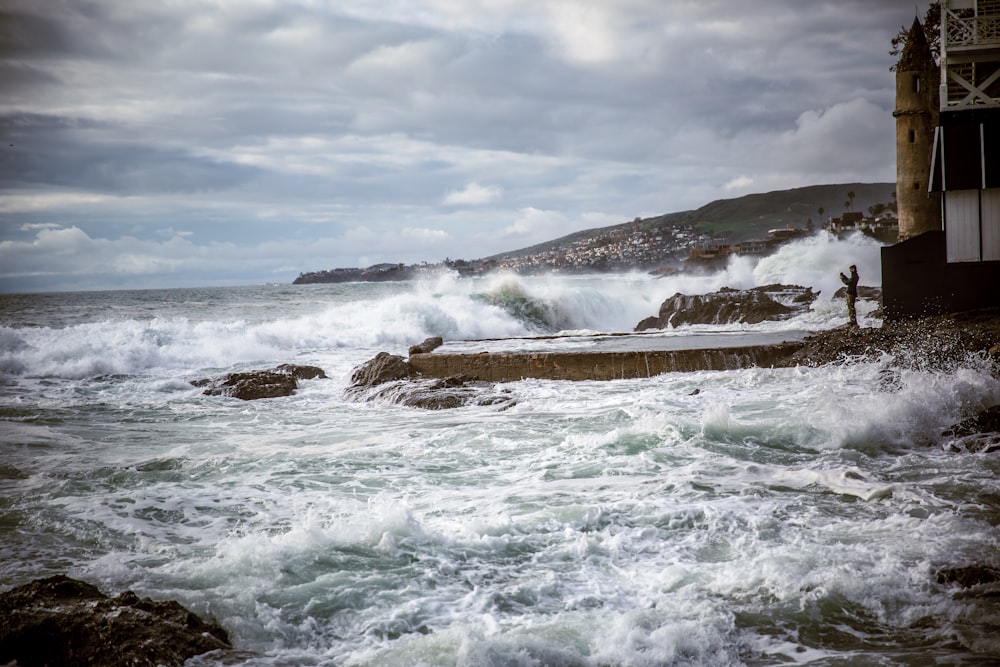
{"left": 636, "top": 284, "right": 818, "bottom": 331}
{"left": 0, "top": 575, "right": 231, "bottom": 667}
{"left": 191, "top": 364, "right": 327, "bottom": 400}
{"left": 346, "top": 352, "right": 514, "bottom": 410}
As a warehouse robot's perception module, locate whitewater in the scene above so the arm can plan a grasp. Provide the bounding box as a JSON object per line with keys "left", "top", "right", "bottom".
{"left": 2, "top": 232, "right": 1000, "bottom": 666}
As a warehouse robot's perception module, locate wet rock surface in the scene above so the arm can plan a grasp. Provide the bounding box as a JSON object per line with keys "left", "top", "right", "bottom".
{"left": 408, "top": 336, "right": 444, "bottom": 356}
{"left": 346, "top": 353, "right": 514, "bottom": 410}
{"left": 0, "top": 575, "right": 231, "bottom": 667}
{"left": 349, "top": 352, "right": 418, "bottom": 386}
{"left": 941, "top": 404, "right": 1000, "bottom": 453}
{"left": 636, "top": 284, "right": 818, "bottom": 330}
{"left": 192, "top": 363, "right": 327, "bottom": 400}
{"left": 783, "top": 309, "right": 1000, "bottom": 369}
{"left": 936, "top": 565, "right": 1000, "bottom": 589}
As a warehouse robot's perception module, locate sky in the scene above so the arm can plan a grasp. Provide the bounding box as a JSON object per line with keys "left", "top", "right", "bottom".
{"left": 0, "top": 0, "right": 930, "bottom": 292}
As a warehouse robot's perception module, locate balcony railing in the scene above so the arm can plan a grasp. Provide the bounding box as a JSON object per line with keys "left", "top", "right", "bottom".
{"left": 945, "top": 11, "right": 1000, "bottom": 48}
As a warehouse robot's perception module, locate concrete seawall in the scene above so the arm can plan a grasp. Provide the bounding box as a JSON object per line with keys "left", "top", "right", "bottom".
{"left": 408, "top": 341, "right": 805, "bottom": 382}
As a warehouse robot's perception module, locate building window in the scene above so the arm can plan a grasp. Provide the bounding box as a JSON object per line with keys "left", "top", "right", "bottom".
{"left": 914, "top": 182, "right": 921, "bottom": 190}
{"left": 912, "top": 75, "right": 921, "bottom": 93}
{"left": 908, "top": 129, "right": 916, "bottom": 143}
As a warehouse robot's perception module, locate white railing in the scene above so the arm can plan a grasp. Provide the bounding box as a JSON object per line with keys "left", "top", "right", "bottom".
{"left": 945, "top": 11, "right": 1000, "bottom": 47}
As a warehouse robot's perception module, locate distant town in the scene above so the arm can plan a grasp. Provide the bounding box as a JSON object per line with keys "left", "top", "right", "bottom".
{"left": 294, "top": 186, "right": 900, "bottom": 284}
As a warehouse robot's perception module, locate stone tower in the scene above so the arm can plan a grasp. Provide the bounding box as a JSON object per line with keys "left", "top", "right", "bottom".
{"left": 893, "top": 17, "right": 941, "bottom": 240}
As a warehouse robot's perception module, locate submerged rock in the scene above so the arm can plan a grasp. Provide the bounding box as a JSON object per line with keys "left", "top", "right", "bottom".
{"left": 635, "top": 284, "right": 818, "bottom": 330}
{"left": 192, "top": 364, "right": 327, "bottom": 400}
{"left": 0, "top": 575, "right": 231, "bottom": 667}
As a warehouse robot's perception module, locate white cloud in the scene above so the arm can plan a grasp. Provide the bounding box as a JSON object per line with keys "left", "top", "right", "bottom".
{"left": 500, "top": 207, "right": 567, "bottom": 238}
{"left": 724, "top": 176, "right": 754, "bottom": 191}
{"left": 771, "top": 98, "right": 893, "bottom": 176}
{"left": 0, "top": 0, "right": 918, "bottom": 291}
{"left": 402, "top": 226, "right": 450, "bottom": 241}
{"left": 545, "top": 3, "right": 622, "bottom": 65}
{"left": 443, "top": 182, "right": 504, "bottom": 206}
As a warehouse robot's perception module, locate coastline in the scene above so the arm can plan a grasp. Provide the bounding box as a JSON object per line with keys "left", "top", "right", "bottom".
{"left": 399, "top": 310, "right": 1000, "bottom": 383}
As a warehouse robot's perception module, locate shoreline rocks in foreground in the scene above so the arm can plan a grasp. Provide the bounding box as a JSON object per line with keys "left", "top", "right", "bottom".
{"left": 786, "top": 308, "right": 1000, "bottom": 368}
{"left": 0, "top": 575, "right": 232, "bottom": 667}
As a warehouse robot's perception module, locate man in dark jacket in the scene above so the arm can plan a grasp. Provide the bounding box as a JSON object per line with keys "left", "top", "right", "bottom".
{"left": 839, "top": 264, "right": 859, "bottom": 326}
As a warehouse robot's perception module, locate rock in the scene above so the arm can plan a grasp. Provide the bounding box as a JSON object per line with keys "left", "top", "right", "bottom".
{"left": 936, "top": 565, "right": 1000, "bottom": 588}
{"left": 274, "top": 363, "right": 327, "bottom": 380}
{"left": 0, "top": 575, "right": 231, "bottom": 667}
{"left": 364, "top": 376, "right": 514, "bottom": 410}
{"left": 635, "top": 284, "right": 817, "bottom": 330}
{"left": 408, "top": 336, "right": 444, "bottom": 356}
{"left": 941, "top": 404, "right": 1000, "bottom": 453}
{"left": 832, "top": 285, "right": 883, "bottom": 302}
{"left": 346, "top": 353, "right": 514, "bottom": 410}
{"left": 348, "top": 352, "right": 418, "bottom": 386}
{"left": 943, "top": 405, "right": 1000, "bottom": 438}
{"left": 784, "top": 308, "right": 1000, "bottom": 369}
{"left": 191, "top": 364, "right": 327, "bottom": 400}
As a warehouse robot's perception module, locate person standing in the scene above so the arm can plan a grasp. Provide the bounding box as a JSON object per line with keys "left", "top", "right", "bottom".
{"left": 839, "top": 264, "right": 859, "bottom": 327}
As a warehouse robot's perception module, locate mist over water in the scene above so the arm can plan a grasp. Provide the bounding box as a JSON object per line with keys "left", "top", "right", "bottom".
{"left": 2, "top": 232, "right": 1000, "bottom": 666}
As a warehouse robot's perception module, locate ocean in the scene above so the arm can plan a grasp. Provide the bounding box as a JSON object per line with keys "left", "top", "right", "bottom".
{"left": 2, "top": 233, "right": 1000, "bottom": 666}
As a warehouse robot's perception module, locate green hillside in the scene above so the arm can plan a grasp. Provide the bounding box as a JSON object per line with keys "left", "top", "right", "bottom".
{"left": 488, "top": 182, "right": 894, "bottom": 261}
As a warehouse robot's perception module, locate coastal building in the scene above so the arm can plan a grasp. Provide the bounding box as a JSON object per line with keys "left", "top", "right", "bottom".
{"left": 894, "top": 16, "right": 941, "bottom": 240}
{"left": 882, "top": 2, "right": 1000, "bottom": 318}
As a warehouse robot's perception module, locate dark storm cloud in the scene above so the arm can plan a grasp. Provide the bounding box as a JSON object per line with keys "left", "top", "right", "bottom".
{"left": 0, "top": 113, "right": 259, "bottom": 194}
{"left": 0, "top": 0, "right": 935, "bottom": 291}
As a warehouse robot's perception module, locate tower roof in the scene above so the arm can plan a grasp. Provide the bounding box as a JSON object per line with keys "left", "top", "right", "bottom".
{"left": 897, "top": 17, "right": 935, "bottom": 72}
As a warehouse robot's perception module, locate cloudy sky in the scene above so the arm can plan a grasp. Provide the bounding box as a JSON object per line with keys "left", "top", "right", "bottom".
{"left": 1, "top": 0, "right": 928, "bottom": 292}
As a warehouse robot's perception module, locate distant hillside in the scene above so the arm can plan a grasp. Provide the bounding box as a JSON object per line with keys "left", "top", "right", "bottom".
{"left": 294, "top": 182, "right": 898, "bottom": 284}
{"left": 488, "top": 182, "right": 894, "bottom": 261}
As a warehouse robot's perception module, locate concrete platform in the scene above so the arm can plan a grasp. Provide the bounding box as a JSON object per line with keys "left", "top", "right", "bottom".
{"left": 408, "top": 331, "right": 808, "bottom": 382}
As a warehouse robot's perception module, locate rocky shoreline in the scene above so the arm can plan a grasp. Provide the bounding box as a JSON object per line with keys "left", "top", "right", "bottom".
{"left": 0, "top": 575, "right": 234, "bottom": 667}
{"left": 6, "top": 309, "right": 1000, "bottom": 664}
{"left": 787, "top": 308, "right": 1000, "bottom": 368}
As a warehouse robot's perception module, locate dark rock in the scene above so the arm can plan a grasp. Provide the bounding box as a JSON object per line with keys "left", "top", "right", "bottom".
{"left": 192, "top": 364, "right": 327, "bottom": 400}
{"left": 635, "top": 316, "right": 660, "bottom": 331}
{"left": 368, "top": 377, "right": 516, "bottom": 410}
{"left": 346, "top": 353, "right": 514, "bottom": 410}
{"left": 408, "top": 336, "right": 444, "bottom": 356}
{"left": 349, "top": 352, "right": 418, "bottom": 386}
{"left": 784, "top": 308, "right": 1000, "bottom": 369}
{"left": 635, "top": 284, "right": 817, "bottom": 330}
{"left": 832, "top": 285, "right": 882, "bottom": 302}
{"left": 943, "top": 405, "right": 1000, "bottom": 438}
{"left": 936, "top": 565, "right": 1000, "bottom": 588}
{"left": 274, "top": 364, "right": 327, "bottom": 380}
{"left": 0, "top": 575, "right": 231, "bottom": 667}
{"left": 941, "top": 404, "right": 1000, "bottom": 453}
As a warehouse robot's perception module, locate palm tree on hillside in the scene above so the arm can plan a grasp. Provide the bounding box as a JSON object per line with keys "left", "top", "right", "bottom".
{"left": 847, "top": 191, "right": 856, "bottom": 211}
{"left": 817, "top": 206, "right": 825, "bottom": 224}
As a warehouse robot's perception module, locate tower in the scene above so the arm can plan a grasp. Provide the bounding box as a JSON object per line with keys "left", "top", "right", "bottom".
{"left": 893, "top": 17, "right": 941, "bottom": 240}
{"left": 882, "top": 2, "right": 1000, "bottom": 318}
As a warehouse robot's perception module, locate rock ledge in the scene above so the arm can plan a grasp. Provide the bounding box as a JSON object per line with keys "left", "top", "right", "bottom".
{"left": 0, "top": 575, "right": 231, "bottom": 667}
